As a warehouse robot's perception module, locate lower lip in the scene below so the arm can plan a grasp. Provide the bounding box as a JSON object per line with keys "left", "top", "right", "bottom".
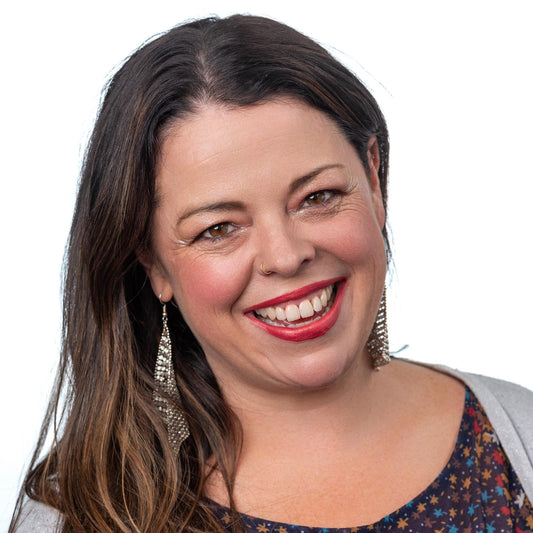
{"left": 246, "top": 281, "right": 346, "bottom": 342}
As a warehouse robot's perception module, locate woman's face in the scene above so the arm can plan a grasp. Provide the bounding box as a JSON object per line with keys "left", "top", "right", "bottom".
{"left": 144, "top": 99, "right": 386, "bottom": 398}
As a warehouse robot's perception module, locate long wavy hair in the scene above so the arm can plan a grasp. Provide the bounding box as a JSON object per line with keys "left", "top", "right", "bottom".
{"left": 11, "top": 14, "right": 389, "bottom": 533}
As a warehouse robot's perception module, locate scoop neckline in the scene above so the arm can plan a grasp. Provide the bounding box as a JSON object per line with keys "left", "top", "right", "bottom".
{"left": 206, "top": 387, "right": 470, "bottom": 531}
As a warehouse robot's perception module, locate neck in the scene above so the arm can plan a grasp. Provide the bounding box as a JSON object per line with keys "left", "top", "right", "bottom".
{"left": 223, "top": 353, "right": 386, "bottom": 457}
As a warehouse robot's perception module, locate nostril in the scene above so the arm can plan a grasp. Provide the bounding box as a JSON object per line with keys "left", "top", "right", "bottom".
{"left": 256, "top": 222, "right": 316, "bottom": 277}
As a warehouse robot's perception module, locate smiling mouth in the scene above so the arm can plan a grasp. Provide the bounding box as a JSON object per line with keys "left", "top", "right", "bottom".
{"left": 253, "top": 284, "right": 337, "bottom": 328}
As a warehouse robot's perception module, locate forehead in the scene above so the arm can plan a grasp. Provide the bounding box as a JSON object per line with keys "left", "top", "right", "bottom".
{"left": 155, "top": 99, "right": 357, "bottom": 201}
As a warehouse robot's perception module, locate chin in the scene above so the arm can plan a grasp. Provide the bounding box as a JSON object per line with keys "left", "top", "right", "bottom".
{"left": 271, "top": 345, "right": 360, "bottom": 391}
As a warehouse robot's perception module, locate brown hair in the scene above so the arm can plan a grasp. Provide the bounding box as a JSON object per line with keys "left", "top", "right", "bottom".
{"left": 11, "top": 14, "right": 389, "bottom": 532}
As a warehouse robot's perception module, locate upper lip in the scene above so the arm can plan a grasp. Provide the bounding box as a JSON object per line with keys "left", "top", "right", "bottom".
{"left": 244, "top": 277, "right": 344, "bottom": 312}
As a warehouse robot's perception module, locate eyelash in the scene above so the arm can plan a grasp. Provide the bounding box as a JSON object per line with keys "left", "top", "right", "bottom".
{"left": 196, "top": 189, "right": 341, "bottom": 242}
{"left": 301, "top": 189, "right": 339, "bottom": 208}
{"left": 198, "top": 222, "right": 238, "bottom": 241}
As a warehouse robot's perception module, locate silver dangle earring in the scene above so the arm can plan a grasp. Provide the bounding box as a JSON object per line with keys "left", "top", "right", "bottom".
{"left": 366, "top": 289, "right": 391, "bottom": 370}
{"left": 153, "top": 297, "right": 190, "bottom": 454}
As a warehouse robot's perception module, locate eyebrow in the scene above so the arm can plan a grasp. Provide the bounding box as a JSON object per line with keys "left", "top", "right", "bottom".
{"left": 176, "top": 163, "right": 344, "bottom": 225}
{"left": 176, "top": 201, "right": 245, "bottom": 225}
{"left": 289, "top": 164, "right": 344, "bottom": 194}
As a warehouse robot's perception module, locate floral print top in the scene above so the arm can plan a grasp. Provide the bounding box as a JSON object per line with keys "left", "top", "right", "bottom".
{"left": 211, "top": 388, "right": 533, "bottom": 532}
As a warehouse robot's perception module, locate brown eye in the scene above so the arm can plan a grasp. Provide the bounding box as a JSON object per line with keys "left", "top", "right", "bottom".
{"left": 206, "top": 223, "right": 229, "bottom": 238}
{"left": 198, "top": 222, "right": 240, "bottom": 242}
{"left": 305, "top": 191, "right": 330, "bottom": 205}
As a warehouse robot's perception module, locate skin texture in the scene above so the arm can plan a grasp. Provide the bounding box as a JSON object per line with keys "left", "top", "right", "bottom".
{"left": 142, "top": 99, "right": 465, "bottom": 527}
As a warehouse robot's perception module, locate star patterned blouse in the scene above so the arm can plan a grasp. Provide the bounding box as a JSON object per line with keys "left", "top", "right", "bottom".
{"left": 211, "top": 388, "right": 533, "bottom": 533}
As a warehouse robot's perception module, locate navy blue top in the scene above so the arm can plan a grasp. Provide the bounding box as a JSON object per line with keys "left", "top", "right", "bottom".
{"left": 211, "top": 388, "right": 533, "bottom": 532}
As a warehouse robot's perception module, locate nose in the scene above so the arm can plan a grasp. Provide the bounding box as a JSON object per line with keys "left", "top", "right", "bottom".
{"left": 255, "top": 219, "right": 316, "bottom": 277}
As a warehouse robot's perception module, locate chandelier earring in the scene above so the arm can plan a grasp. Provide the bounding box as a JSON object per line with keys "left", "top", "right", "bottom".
{"left": 153, "top": 295, "right": 190, "bottom": 454}
{"left": 366, "top": 289, "right": 391, "bottom": 370}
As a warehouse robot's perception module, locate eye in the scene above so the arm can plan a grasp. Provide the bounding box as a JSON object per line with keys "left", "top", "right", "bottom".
{"left": 200, "top": 222, "right": 235, "bottom": 240}
{"left": 304, "top": 190, "right": 334, "bottom": 206}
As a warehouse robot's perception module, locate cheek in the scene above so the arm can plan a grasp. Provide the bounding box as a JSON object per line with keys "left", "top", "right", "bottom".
{"left": 316, "top": 213, "right": 385, "bottom": 267}
{"left": 171, "top": 253, "right": 249, "bottom": 319}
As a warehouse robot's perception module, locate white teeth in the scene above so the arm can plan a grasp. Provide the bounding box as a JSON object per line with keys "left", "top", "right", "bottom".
{"left": 299, "top": 300, "right": 314, "bottom": 318}
{"left": 320, "top": 290, "right": 328, "bottom": 307}
{"left": 312, "top": 296, "right": 323, "bottom": 312}
{"left": 254, "top": 284, "right": 336, "bottom": 326}
{"left": 285, "top": 304, "right": 300, "bottom": 322}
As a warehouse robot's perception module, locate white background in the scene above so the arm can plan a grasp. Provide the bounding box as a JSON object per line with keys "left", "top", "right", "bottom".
{"left": 1, "top": 1, "right": 532, "bottom": 529}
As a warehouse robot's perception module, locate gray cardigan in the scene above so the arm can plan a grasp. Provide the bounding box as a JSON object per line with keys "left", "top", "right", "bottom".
{"left": 436, "top": 365, "right": 533, "bottom": 502}
{"left": 13, "top": 366, "right": 533, "bottom": 532}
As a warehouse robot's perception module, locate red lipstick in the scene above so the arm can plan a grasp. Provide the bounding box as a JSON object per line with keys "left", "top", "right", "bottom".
{"left": 246, "top": 280, "right": 346, "bottom": 342}
{"left": 244, "top": 277, "right": 344, "bottom": 312}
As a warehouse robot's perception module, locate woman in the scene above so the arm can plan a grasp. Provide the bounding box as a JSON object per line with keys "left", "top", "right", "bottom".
{"left": 11, "top": 14, "right": 533, "bottom": 533}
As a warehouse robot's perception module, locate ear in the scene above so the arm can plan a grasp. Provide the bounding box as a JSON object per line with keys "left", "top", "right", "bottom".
{"left": 367, "top": 136, "right": 386, "bottom": 230}
{"left": 137, "top": 249, "right": 174, "bottom": 303}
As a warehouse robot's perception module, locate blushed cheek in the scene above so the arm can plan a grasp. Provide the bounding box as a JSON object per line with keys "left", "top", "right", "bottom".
{"left": 172, "top": 256, "right": 249, "bottom": 320}
{"left": 318, "top": 219, "right": 385, "bottom": 268}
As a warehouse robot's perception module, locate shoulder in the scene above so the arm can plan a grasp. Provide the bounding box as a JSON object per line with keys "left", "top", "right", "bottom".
{"left": 398, "top": 358, "right": 533, "bottom": 423}
{"left": 444, "top": 368, "right": 533, "bottom": 458}
{"left": 433, "top": 364, "right": 533, "bottom": 423}
{"left": 12, "top": 499, "right": 62, "bottom": 533}
{"left": 402, "top": 358, "right": 533, "bottom": 502}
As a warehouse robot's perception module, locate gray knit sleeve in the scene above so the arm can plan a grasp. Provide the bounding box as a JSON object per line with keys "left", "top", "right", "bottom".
{"left": 435, "top": 365, "right": 533, "bottom": 503}
{"left": 13, "top": 500, "right": 62, "bottom": 533}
